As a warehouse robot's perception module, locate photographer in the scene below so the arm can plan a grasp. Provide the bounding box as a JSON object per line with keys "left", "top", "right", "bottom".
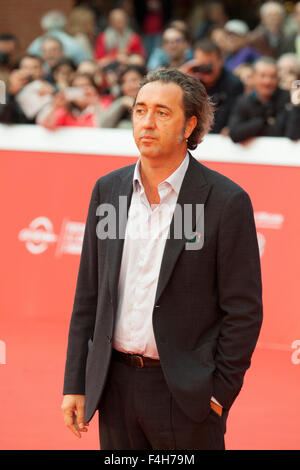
{"left": 180, "top": 39, "right": 243, "bottom": 134}
{"left": 0, "top": 54, "right": 54, "bottom": 124}
{"left": 37, "top": 72, "right": 105, "bottom": 130}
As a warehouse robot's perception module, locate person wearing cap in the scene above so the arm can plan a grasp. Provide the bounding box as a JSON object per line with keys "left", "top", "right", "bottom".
{"left": 223, "top": 20, "right": 261, "bottom": 72}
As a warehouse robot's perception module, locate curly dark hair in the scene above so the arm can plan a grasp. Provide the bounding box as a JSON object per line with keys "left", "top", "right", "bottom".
{"left": 134, "top": 67, "right": 215, "bottom": 149}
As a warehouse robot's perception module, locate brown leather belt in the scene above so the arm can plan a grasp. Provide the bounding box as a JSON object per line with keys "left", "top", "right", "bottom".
{"left": 112, "top": 349, "right": 161, "bottom": 368}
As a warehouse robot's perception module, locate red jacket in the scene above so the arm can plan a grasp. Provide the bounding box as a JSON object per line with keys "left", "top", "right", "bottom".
{"left": 94, "top": 30, "right": 145, "bottom": 60}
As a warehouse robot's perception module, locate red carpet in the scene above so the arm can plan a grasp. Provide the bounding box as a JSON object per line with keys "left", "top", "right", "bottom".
{"left": 1, "top": 317, "right": 299, "bottom": 450}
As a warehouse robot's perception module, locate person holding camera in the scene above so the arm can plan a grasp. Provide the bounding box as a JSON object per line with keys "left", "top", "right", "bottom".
{"left": 0, "top": 54, "right": 54, "bottom": 124}
{"left": 180, "top": 39, "right": 243, "bottom": 134}
{"left": 37, "top": 72, "right": 105, "bottom": 130}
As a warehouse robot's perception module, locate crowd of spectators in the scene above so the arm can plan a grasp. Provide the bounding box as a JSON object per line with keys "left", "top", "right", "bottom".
{"left": 0, "top": 0, "right": 300, "bottom": 143}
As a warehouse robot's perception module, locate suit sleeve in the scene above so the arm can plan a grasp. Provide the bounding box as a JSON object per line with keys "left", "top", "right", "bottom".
{"left": 63, "top": 181, "right": 100, "bottom": 395}
{"left": 211, "top": 81, "right": 243, "bottom": 133}
{"left": 213, "top": 189, "right": 263, "bottom": 409}
{"left": 228, "top": 98, "right": 266, "bottom": 142}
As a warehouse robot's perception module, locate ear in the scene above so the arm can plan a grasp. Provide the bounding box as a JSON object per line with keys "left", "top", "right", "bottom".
{"left": 184, "top": 115, "right": 197, "bottom": 139}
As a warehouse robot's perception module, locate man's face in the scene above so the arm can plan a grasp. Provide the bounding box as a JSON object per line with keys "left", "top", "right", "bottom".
{"left": 252, "top": 62, "right": 278, "bottom": 100}
{"left": 261, "top": 6, "right": 284, "bottom": 33}
{"left": 70, "top": 75, "right": 97, "bottom": 108}
{"left": 162, "top": 28, "right": 187, "bottom": 61}
{"left": 53, "top": 64, "right": 75, "bottom": 86}
{"left": 225, "top": 32, "right": 247, "bottom": 53}
{"left": 132, "top": 81, "right": 192, "bottom": 160}
{"left": 77, "top": 61, "right": 96, "bottom": 76}
{"left": 41, "top": 39, "right": 63, "bottom": 68}
{"left": 192, "top": 50, "right": 223, "bottom": 87}
{"left": 109, "top": 9, "right": 127, "bottom": 33}
{"left": 121, "top": 70, "right": 143, "bottom": 98}
{"left": 210, "top": 28, "right": 228, "bottom": 52}
{"left": 0, "top": 39, "right": 17, "bottom": 66}
{"left": 277, "top": 56, "right": 299, "bottom": 78}
{"left": 19, "top": 57, "right": 44, "bottom": 80}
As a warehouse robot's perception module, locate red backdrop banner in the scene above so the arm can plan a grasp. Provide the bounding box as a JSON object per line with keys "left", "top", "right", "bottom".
{"left": 0, "top": 127, "right": 299, "bottom": 449}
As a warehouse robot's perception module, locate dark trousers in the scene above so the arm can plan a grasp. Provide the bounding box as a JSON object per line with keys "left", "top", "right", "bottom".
{"left": 98, "top": 356, "right": 227, "bottom": 450}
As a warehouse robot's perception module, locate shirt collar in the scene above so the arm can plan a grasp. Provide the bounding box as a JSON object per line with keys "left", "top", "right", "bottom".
{"left": 133, "top": 153, "right": 189, "bottom": 196}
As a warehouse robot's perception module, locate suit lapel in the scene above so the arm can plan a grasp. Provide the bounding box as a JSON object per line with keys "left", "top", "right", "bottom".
{"left": 154, "top": 155, "right": 211, "bottom": 304}
{"left": 107, "top": 166, "right": 134, "bottom": 307}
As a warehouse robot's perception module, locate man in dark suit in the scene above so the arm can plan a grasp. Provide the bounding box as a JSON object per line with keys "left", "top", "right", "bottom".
{"left": 228, "top": 57, "right": 300, "bottom": 143}
{"left": 62, "top": 68, "right": 263, "bottom": 450}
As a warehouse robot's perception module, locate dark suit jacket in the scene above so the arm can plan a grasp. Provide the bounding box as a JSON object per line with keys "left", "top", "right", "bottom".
{"left": 63, "top": 154, "right": 263, "bottom": 423}
{"left": 206, "top": 68, "right": 244, "bottom": 134}
{"left": 228, "top": 88, "right": 300, "bottom": 143}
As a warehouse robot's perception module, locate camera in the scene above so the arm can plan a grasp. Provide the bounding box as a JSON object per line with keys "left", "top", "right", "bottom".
{"left": 102, "top": 61, "right": 121, "bottom": 73}
{"left": 190, "top": 63, "right": 213, "bottom": 75}
{"left": 64, "top": 87, "right": 85, "bottom": 101}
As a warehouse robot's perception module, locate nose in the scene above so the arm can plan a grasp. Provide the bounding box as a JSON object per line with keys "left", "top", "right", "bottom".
{"left": 142, "top": 109, "right": 156, "bottom": 129}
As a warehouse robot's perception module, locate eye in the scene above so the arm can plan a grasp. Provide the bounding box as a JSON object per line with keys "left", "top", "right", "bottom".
{"left": 134, "top": 107, "right": 144, "bottom": 115}
{"left": 158, "top": 110, "right": 168, "bottom": 117}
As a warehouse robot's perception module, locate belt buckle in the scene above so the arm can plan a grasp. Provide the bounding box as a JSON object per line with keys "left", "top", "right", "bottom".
{"left": 132, "top": 354, "right": 144, "bottom": 368}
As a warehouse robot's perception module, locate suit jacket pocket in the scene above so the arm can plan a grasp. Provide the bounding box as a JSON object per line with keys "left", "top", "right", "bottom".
{"left": 88, "top": 337, "right": 93, "bottom": 350}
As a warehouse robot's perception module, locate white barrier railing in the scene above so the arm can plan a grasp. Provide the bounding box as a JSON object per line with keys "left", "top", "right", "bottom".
{"left": 0, "top": 124, "right": 299, "bottom": 167}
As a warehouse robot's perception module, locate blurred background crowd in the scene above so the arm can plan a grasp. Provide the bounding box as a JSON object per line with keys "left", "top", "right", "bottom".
{"left": 0, "top": 0, "right": 300, "bottom": 143}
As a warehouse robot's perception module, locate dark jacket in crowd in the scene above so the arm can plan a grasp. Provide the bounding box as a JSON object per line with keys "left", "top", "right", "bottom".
{"left": 206, "top": 67, "right": 244, "bottom": 134}
{"left": 282, "top": 31, "right": 300, "bottom": 55}
{"left": 248, "top": 26, "right": 293, "bottom": 58}
{"left": 0, "top": 93, "right": 35, "bottom": 124}
{"left": 228, "top": 88, "right": 300, "bottom": 143}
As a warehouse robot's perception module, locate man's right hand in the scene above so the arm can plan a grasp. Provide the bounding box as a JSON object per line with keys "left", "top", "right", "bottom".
{"left": 61, "top": 394, "right": 89, "bottom": 438}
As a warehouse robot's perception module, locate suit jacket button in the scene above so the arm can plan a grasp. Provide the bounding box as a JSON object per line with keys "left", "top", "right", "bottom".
{"left": 107, "top": 335, "right": 112, "bottom": 343}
